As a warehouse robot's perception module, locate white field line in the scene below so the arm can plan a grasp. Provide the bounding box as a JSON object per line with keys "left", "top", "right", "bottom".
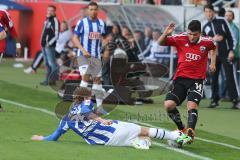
{"left": 0, "top": 98, "right": 55, "bottom": 116}
{"left": 131, "top": 121, "right": 240, "bottom": 151}
{"left": 152, "top": 142, "right": 213, "bottom": 160}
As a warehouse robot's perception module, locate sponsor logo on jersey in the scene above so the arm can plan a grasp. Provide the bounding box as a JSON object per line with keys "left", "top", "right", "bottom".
{"left": 89, "top": 32, "right": 101, "bottom": 40}
{"left": 200, "top": 46, "right": 206, "bottom": 53}
{"left": 185, "top": 52, "right": 201, "bottom": 62}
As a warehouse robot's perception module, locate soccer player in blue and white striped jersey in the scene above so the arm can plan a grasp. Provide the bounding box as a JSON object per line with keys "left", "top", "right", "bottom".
{"left": 72, "top": 2, "right": 108, "bottom": 111}
{"left": 31, "top": 87, "right": 192, "bottom": 149}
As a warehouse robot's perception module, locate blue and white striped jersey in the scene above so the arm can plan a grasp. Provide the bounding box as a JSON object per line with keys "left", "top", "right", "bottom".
{"left": 60, "top": 100, "right": 116, "bottom": 145}
{"left": 74, "top": 17, "right": 106, "bottom": 59}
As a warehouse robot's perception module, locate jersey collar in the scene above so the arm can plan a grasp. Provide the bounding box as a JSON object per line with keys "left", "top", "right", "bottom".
{"left": 87, "top": 16, "right": 98, "bottom": 22}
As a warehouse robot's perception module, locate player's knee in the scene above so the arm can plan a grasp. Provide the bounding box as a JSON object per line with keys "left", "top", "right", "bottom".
{"left": 187, "top": 101, "right": 198, "bottom": 110}
{"left": 164, "top": 100, "right": 177, "bottom": 110}
{"left": 93, "top": 77, "right": 101, "bottom": 84}
{"left": 139, "top": 127, "right": 149, "bottom": 137}
{"left": 82, "top": 75, "right": 90, "bottom": 82}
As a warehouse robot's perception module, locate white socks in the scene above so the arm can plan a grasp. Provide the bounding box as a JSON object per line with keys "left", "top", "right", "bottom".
{"left": 92, "top": 84, "right": 104, "bottom": 108}
{"left": 80, "top": 80, "right": 88, "bottom": 87}
{"left": 149, "top": 128, "right": 178, "bottom": 141}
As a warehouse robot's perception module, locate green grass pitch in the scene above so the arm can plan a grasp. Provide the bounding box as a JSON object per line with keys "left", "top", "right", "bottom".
{"left": 0, "top": 59, "right": 240, "bottom": 160}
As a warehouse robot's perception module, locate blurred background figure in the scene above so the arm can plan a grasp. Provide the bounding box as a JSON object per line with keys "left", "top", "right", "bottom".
{"left": 225, "top": 10, "right": 240, "bottom": 83}
{"left": 40, "top": 5, "right": 60, "bottom": 86}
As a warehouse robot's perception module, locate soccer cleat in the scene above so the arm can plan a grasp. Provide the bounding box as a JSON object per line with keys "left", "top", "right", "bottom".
{"left": 208, "top": 101, "right": 219, "bottom": 108}
{"left": 40, "top": 81, "right": 48, "bottom": 86}
{"left": 24, "top": 67, "right": 36, "bottom": 74}
{"left": 176, "top": 133, "right": 192, "bottom": 146}
{"left": 232, "top": 100, "right": 240, "bottom": 109}
{"left": 186, "top": 128, "right": 195, "bottom": 144}
{"left": 132, "top": 137, "right": 150, "bottom": 150}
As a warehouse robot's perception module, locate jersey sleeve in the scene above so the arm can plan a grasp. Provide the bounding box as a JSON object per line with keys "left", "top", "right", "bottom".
{"left": 208, "top": 39, "right": 216, "bottom": 51}
{"left": 43, "top": 120, "right": 69, "bottom": 141}
{"left": 164, "top": 35, "right": 177, "bottom": 46}
{"left": 74, "top": 19, "right": 84, "bottom": 36}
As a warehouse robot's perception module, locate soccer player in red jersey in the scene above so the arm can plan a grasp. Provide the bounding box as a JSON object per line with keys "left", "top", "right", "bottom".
{"left": 0, "top": 9, "right": 21, "bottom": 57}
{"left": 0, "top": 10, "right": 20, "bottom": 112}
{"left": 158, "top": 20, "right": 216, "bottom": 143}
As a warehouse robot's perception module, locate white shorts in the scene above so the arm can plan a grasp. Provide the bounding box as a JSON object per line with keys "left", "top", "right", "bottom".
{"left": 106, "top": 121, "right": 141, "bottom": 147}
{"left": 77, "top": 56, "right": 102, "bottom": 77}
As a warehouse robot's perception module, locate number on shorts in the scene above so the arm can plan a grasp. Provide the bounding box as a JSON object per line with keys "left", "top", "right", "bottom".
{"left": 195, "top": 83, "right": 203, "bottom": 93}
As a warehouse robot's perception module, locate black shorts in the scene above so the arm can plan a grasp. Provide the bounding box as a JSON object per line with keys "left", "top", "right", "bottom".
{"left": 165, "top": 77, "right": 204, "bottom": 106}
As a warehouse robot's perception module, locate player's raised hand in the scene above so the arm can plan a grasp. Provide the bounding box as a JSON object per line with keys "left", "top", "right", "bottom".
{"left": 163, "top": 23, "right": 175, "bottom": 36}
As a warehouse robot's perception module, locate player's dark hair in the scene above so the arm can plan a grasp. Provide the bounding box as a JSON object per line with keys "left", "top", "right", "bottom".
{"left": 226, "top": 10, "right": 235, "bottom": 20}
{"left": 188, "top": 20, "right": 201, "bottom": 33}
{"left": 204, "top": 4, "right": 214, "bottom": 11}
{"left": 73, "top": 87, "right": 92, "bottom": 103}
{"left": 112, "top": 22, "right": 122, "bottom": 35}
{"left": 88, "top": 1, "right": 98, "bottom": 8}
{"left": 48, "top": 5, "right": 56, "bottom": 11}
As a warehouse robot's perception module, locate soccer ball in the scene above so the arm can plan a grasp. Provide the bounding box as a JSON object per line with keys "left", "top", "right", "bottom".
{"left": 167, "top": 139, "right": 182, "bottom": 148}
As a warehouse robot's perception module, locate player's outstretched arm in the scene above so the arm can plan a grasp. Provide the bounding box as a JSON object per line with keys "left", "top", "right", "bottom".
{"left": 209, "top": 48, "right": 216, "bottom": 72}
{"left": 157, "top": 23, "right": 175, "bottom": 45}
{"left": 31, "top": 121, "right": 69, "bottom": 141}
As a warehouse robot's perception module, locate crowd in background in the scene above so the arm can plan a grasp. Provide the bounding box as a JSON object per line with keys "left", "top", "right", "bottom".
{"left": 80, "top": 0, "right": 240, "bottom": 7}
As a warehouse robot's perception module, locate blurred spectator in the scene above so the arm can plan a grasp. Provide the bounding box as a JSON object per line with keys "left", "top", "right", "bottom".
{"left": 142, "top": 29, "right": 169, "bottom": 63}
{"left": 218, "top": 7, "right": 225, "bottom": 17}
{"left": 40, "top": 5, "right": 60, "bottom": 86}
{"left": 138, "top": 26, "right": 153, "bottom": 59}
{"left": 161, "top": 0, "right": 182, "bottom": 5}
{"left": 203, "top": 4, "right": 240, "bottom": 109}
{"left": 133, "top": 30, "right": 145, "bottom": 51}
{"left": 144, "top": 26, "right": 153, "bottom": 49}
{"left": 55, "top": 21, "right": 72, "bottom": 55}
{"left": 121, "top": 25, "right": 139, "bottom": 61}
{"left": 24, "top": 21, "right": 71, "bottom": 74}
{"left": 225, "top": 10, "right": 240, "bottom": 81}
{"left": 122, "top": 25, "right": 132, "bottom": 40}
{"left": 112, "top": 22, "right": 122, "bottom": 38}
{"left": 102, "top": 33, "right": 114, "bottom": 85}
